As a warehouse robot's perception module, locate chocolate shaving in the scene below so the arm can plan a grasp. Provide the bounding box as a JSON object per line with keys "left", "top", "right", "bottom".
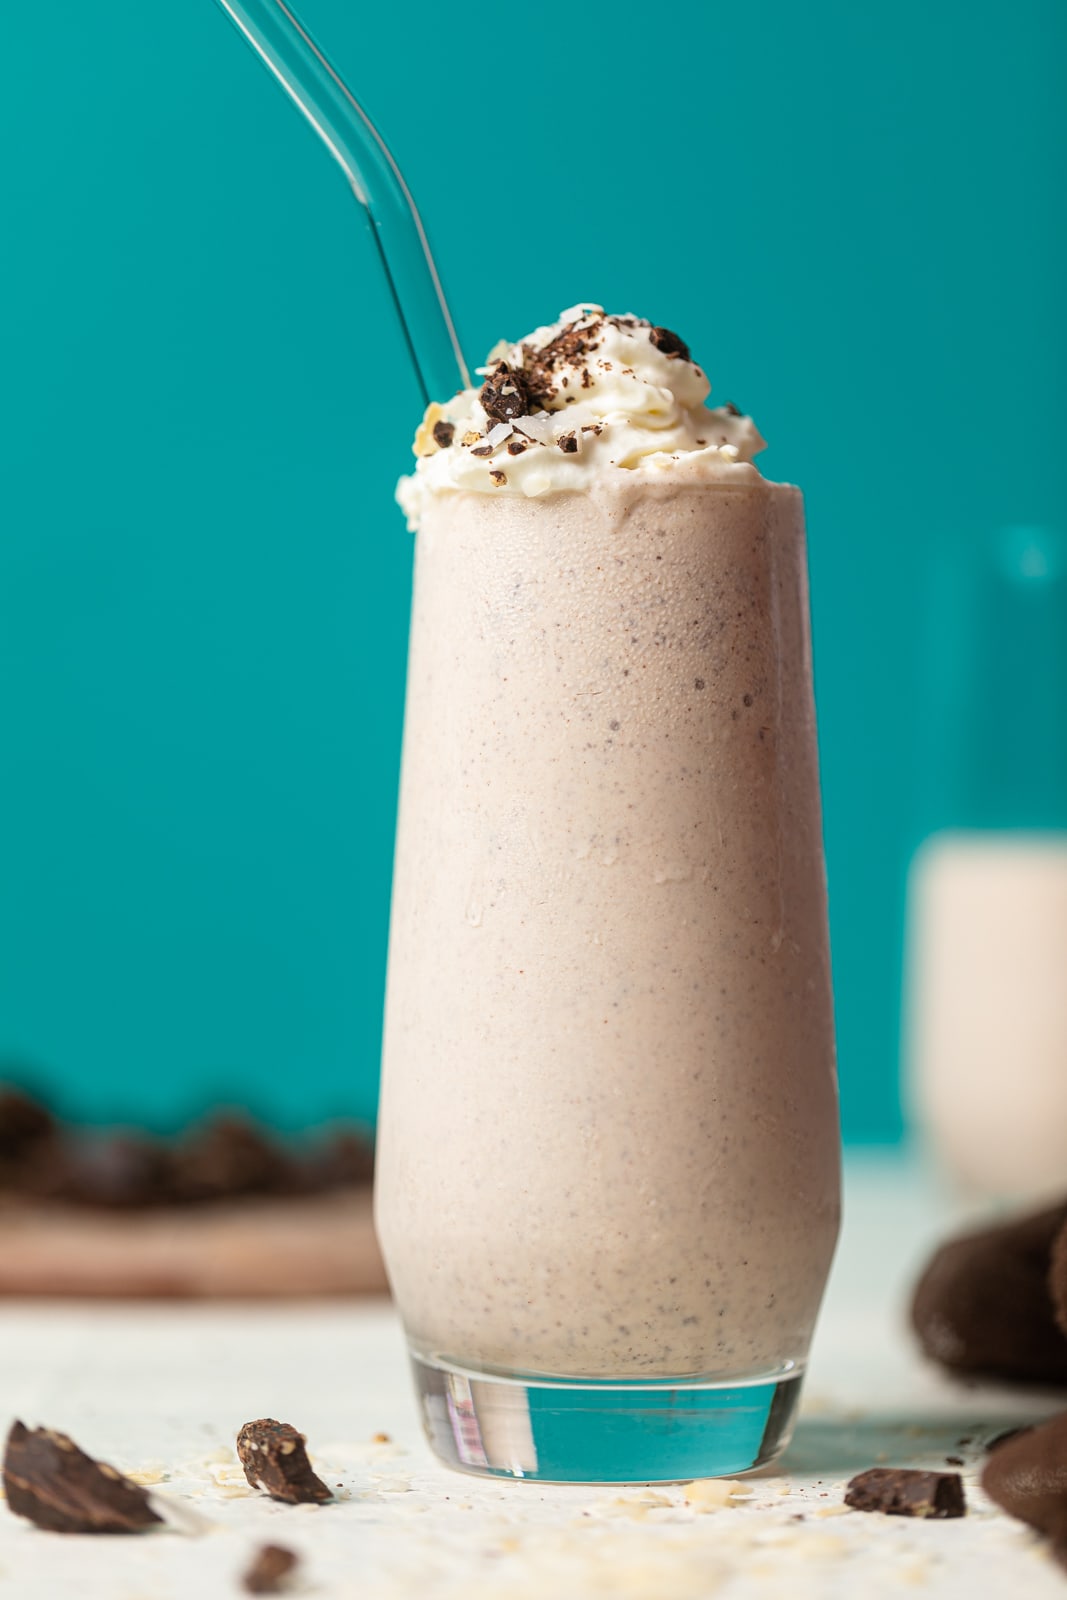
{"left": 558, "top": 432, "right": 578, "bottom": 454}
{"left": 243, "top": 1544, "right": 300, "bottom": 1594}
{"left": 722, "top": 401, "right": 742, "bottom": 416}
{"left": 2, "top": 1420, "right": 163, "bottom": 1534}
{"left": 236, "top": 1419, "right": 333, "bottom": 1505}
{"left": 479, "top": 363, "right": 530, "bottom": 424}
{"left": 432, "top": 420, "right": 454, "bottom": 449}
{"left": 844, "top": 1468, "right": 966, "bottom": 1519}
{"left": 649, "top": 325, "right": 691, "bottom": 361}
{"left": 470, "top": 446, "right": 493, "bottom": 457}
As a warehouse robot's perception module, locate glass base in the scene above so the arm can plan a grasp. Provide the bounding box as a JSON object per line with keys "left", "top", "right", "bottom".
{"left": 411, "top": 1351, "right": 803, "bottom": 1484}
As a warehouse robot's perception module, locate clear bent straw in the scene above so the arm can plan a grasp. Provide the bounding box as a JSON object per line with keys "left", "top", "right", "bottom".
{"left": 210, "top": 0, "right": 471, "bottom": 405}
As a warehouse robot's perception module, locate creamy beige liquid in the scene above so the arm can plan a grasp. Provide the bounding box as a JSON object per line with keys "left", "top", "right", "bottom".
{"left": 375, "top": 477, "right": 840, "bottom": 1380}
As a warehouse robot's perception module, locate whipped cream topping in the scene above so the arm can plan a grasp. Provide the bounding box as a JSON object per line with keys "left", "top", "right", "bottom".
{"left": 397, "top": 305, "right": 766, "bottom": 529}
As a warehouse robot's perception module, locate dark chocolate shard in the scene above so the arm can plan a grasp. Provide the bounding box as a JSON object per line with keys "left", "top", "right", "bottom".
{"left": 2, "top": 1420, "right": 163, "bottom": 1534}
{"left": 242, "top": 1543, "right": 300, "bottom": 1594}
{"left": 432, "top": 420, "right": 455, "bottom": 449}
{"left": 557, "top": 431, "right": 578, "bottom": 454}
{"left": 479, "top": 363, "right": 530, "bottom": 424}
{"left": 982, "top": 1411, "right": 1067, "bottom": 1546}
{"left": 648, "top": 325, "right": 691, "bottom": 361}
{"left": 911, "top": 1201, "right": 1067, "bottom": 1385}
{"left": 236, "top": 1419, "right": 332, "bottom": 1505}
{"left": 844, "top": 1467, "right": 966, "bottom": 1519}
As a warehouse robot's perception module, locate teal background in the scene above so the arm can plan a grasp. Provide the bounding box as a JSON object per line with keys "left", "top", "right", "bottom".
{"left": 1, "top": 2, "right": 1064, "bottom": 1139}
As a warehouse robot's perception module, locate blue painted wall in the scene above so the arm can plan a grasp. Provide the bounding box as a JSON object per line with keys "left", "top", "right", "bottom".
{"left": 2, "top": 1, "right": 1064, "bottom": 1138}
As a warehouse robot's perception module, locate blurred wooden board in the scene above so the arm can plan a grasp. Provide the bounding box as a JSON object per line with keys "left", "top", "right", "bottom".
{"left": 0, "top": 1188, "right": 387, "bottom": 1298}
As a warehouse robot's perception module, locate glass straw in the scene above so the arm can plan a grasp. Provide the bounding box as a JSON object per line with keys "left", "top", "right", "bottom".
{"left": 211, "top": 0, "right": 471, "bottom": 405}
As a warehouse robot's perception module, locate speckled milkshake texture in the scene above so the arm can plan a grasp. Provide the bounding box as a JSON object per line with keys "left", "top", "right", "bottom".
{"left": 375, "top": 479, "right": 840, "bottom": 1380}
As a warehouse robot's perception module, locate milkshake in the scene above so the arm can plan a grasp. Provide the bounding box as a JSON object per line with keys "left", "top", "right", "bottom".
{"left": 376, "top": 307, "right": 840, "bottom": 1481}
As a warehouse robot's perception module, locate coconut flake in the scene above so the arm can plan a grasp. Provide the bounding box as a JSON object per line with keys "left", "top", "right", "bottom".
{"left": 514, "top": 412, "right": 556, "bottom": 446}
{"left": 486, "top": 421, "right": 514, "bottom": 450}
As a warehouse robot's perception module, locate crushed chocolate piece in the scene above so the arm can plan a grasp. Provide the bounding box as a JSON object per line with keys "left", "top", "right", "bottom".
{"left": 844, "top": 1468, "right": 966, "bottom": 1519}
{"left": 558, "top": 432, "right": 578, "bottom": 454}
{"left": 911, "top": 1201, "right": 1067, "bottom": 1385}
{"left": 522, "top": 318, "right": 604, "bottom": 409}
{"left": 982, "top": 1412, "right": 1067, "bottom": 1547}
{"left": 242, "top": 1544, "right": 300, "bottom": 1594}
{"left": 649, "top": 325, "right": 691, "bottom": 361}
{"left": 945, "top": 1455, "right": 965, "bottom": 1466}
{"left": 432, "top": 420, "right": 454, "bottom": 449}
{"left": 237, "top": 1420, "right": 332, "bottom": 1505}
{"left": 506, "top": 439, "right": 527, "bottom": 456}
{"left": 3, "top": 1420, "right": 163, "bottom": 1534}
{"left": 479, "top": 363, "right": 530, "bottom": 424}
{"left": 722, "top": 401, "right": 742, "bottom": 416}
{"left": 489, "top": 471, "right": 507, "bottom": 487}
{"left": 470, "top": 445, "right": 493, "bottom": 457}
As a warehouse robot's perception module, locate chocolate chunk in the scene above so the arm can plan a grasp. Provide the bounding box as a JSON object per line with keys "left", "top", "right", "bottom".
{"left": 722, "top": 401, "right": 742, "bottom": 416}
{"left": 432, "top": 420, "right": 454, "bottom": 449}
{"left": 28, "top": 1132, "right": 175, "bottom": 1209}
{"left": 0, "top": 1086, "right": 53, "bottom": 1160}
{"left": 170, "top": 1117, "right": 300, "bottom": 1204}
{"left": 489, "top": 470, "right": 507, "bottom": 486}
{"left": 982, "top": 1412, "right": 1067, "bottom": 1548}
{"left": 945, "top": 1455, "right": 965, "bottom": 1466}
{"left": 242, "top": 1544, "right": 300, "bottom": 1594}
{"left": 911, "top": 1201, "right": 1067, "bottom": 1384}
{"left": 844, "top": 1468, "right": 966, "bottom": 1519}
{"left": 648, "top": 325, "right": 691, "bottom": 361}
{"left": 236, "top": 1419, "right": 332, "bottom": 1505}
{"left": 3, "top": 1420, "right": 163, "bottom": 1534}
{"left": 1049, "top": 1212, "right": 1067, "bottom": 1338}
{"left": 506, "top": 439, "right": 527, "bottom": 456}
{"left": 479, "top": 363, "right": 530, "bottom": 424}
{"left": 987, "top": 1427, "right": 1030, "bottom": 1453}
{"left": 557, "top": 431, "right": 578, "bottom": 454}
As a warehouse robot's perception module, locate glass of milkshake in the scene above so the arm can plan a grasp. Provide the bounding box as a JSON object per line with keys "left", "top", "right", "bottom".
{"left": 375, "top": 306, "right": 840, "bottom": 1483}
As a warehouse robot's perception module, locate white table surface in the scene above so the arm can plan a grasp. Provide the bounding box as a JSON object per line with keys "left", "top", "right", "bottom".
{"left": 2, "top": 1152, "right": 1065, "bottom": 1599}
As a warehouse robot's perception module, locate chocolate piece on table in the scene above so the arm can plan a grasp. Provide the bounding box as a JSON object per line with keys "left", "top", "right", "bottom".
{"left": 2, "top": 1420, "right": 163, "bottom": 1534}
{"left": 982, "top": 1411, "right": 1067, "bottom": 1547}
{"left": 1048, "top": 1213, "right": 1067, "bottom": 1339}
{"left": 242, "top": 1543, "right": 300, "bottom": 1594}
{"left": 170, "top": 1116, "right": 300, "bottom": 1204}
{"left": 0, "top": 1087, "right": 54, "bottom": 1160}
{"left": 910, "top": 1201, "right": 1067, "bottom": 1384}
{"left": 236, "top": 1419, "right": 333, "bottom": 1505}
{"left": 845, "top": 1467, "right": 966, "bottom": 1519}
{"left": 29, "top": 1133, "right": 174, "bottom": 1209}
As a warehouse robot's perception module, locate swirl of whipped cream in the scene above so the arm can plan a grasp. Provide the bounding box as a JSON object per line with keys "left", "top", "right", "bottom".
{"left": 396, "top": 305, "right": 766, "bottom": 529}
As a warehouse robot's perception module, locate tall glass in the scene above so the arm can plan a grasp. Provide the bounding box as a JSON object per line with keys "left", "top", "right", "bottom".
{"left": 375, "top": 474, "right": 840, "bottom": 1483}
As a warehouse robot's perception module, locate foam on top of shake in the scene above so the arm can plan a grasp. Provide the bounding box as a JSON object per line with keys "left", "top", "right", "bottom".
{"left": 397, "top": 305, "right": 765, "bottom": 529}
